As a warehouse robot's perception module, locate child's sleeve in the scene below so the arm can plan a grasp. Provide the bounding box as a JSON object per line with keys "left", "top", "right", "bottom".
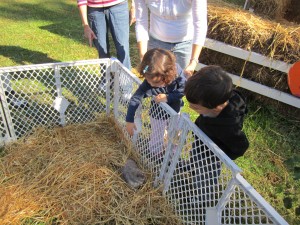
{"left": 125, "top": 80, "right": 150, "bottom": 123}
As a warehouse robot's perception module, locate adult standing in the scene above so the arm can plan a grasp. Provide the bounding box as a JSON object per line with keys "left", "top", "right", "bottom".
{"left": 133, "top": 0, "right": 207, "bottom": 77}
{"left": 77, "top": 0, "right": 131, "bottom": 69}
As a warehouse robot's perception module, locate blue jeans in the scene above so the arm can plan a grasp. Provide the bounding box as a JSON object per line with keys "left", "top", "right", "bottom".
{"left": 88, "top": 1, "right": 131, "bottom": 69}
{"left": 148, "top": 35, "right": 192, "bottom": 70}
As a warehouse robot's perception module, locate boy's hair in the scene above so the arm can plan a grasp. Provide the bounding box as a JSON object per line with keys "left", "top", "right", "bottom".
{"left": 184, "top": 65, "right": 233, "bottom": 109}
{"left": 138, "top": 48, "right": 177, "bottom": 85}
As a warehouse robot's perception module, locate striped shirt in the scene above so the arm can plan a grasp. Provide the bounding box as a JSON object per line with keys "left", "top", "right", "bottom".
{"left": 77, "top": 0, "right": 125, "bottom": 8}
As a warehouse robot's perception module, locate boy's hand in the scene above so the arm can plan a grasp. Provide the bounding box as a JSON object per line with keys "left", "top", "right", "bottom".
{"left": 126, "top": 122, "right": 136, "bottom": 136}
{"left": 154, "top": 94, "right": 167, "bottom": 103}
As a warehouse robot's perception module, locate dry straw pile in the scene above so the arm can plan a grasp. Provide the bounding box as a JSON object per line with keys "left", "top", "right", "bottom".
{"left": 251, "top": 0, "right": 291, "bottom": 20}
{"left": 202, "top": 3, "right": 300, "bottom": 93}
{"left": 0, "top": 117, "right": 182, "bottom": 224}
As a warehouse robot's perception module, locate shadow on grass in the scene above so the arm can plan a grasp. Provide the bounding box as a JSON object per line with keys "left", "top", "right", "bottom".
{"left": 0, "top": 1, "right": 140, "bottom": 67}
{"left": 0, "top": 1, "right": 78, "bottom": 23}
{"left": 0, "top": 45, "right": 58, "bottom": 65}
{"left": 0, "top": 1, "right": 84, "bottom": 43}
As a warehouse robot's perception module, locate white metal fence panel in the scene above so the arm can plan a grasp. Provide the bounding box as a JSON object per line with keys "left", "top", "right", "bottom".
{"left": 110, "top": 62, "right": 288, "bottom": 225}
{"left": 0, "top": 59, "right": 289, "bottom": 225}
{"left": 201, "top": 38, "right": 300, "bottom": 109}
{"left": 0, "top": 59, "right": 110, "bottom": 143}
{"left": 163, "top": 114, "right": 242, "bottom": 224}
{"left": 217, "top": 173, "right": 289, "bottom": 225}
{"left": 112, "top": 60, "right": 179, "bottom": 181}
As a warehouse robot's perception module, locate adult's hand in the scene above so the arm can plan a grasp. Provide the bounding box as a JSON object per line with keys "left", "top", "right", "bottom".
{"left": 185, "top": 44, "right": 202, "bottom": 78}
{"left": 184, "top": 60, "right": 198, "bottom": 78}
{"left": 137, "top": 41, "right": 148, "bottom": 62}
{"left": 83, "top": 25, "right": 97, "bottom": 47}
{"left": 130, "top": 5, "right": 136, "bottom": 26}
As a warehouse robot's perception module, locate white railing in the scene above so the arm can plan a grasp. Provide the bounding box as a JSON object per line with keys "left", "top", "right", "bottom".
{"left": 199, "top": 38, "right": 300, "bottom": 109}
{"left": 0, "top": 59, "right": 289, "bottom": 225}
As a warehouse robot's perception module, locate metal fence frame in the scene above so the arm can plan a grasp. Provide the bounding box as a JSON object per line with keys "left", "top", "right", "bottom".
{"left": 0, "top": 59, "right": 289, "bottom": 225}
{"left": 200, "top": 38, "right": 300, "bottom": 109}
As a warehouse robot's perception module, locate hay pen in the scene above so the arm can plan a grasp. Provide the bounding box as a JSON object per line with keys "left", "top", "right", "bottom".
{"left": 201, "top": 3, "right": 300, "bottom": 116}
{"left": 0, "top": 116, "right": 183, "bottom": 225}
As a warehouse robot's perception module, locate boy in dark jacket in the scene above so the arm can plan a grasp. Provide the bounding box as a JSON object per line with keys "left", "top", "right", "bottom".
{"left": 183, "top": 65, "right": 249, "bottom": 221}
{"left": 184, "top": 65, "right": 249, "bottom": 160}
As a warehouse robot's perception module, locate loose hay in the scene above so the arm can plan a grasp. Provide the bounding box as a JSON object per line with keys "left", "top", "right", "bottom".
{"left": 0, "top": 117, "right": 183, "bottom": 225}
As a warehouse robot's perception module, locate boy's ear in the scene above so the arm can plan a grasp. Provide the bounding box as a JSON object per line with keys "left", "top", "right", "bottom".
{"left": 213, "top": 105, "right": 223, "bottom": 112}
{"left": 214, "top": 101, "right": 228, "bottom": 112}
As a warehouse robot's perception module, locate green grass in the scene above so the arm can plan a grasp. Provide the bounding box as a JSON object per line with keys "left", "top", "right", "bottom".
{"left": 1, "top": 0, "right": 300, "bottom": 224}
{"left": 238, "top": 103, "right": 300, "bottom": 224}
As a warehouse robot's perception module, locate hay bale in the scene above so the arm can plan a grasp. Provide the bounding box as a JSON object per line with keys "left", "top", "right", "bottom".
{"left": 207, "top": 3, "right": 300, "bottom": 63}
{"left": 203, "top": 3, "right": 300, "bottom": 116}
{"left": 199, "top": 49, "right": 289, "bottom": 92}
{"left": 251, "top": 0, "right": 291, "bottom": 20}
{"left": 284, "top": 0, "right": 300, "bottom": 23}
{"left": 0, "top": 117, "right": 183, "bottom": 224}
{"left": 205, "top": 3, "right": 300, "bottom": 89}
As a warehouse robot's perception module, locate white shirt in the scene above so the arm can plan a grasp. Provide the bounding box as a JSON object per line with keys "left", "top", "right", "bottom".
{"left": 135, "top": 0, "right": 207, "bottom": 46}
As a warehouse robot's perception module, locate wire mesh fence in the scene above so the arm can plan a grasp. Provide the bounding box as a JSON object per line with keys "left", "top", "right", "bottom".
{"left": 0, "top": 59, "right": 289, "bottom": 225}
{"left": 0, "top": 59, "right": 110, "bottom": 143}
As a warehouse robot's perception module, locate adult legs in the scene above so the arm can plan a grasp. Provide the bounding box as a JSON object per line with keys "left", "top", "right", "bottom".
{"left": 148, "top": 36, "right": 192, "bottom": 70}
{"left": 171, "top": 40, "right": 192, "bottom": 70}
{"left": 107, "top": 1, "right": 131, "bottom": 69}
{"left": 87, "top": 7, "right": 110, "bottom": 58}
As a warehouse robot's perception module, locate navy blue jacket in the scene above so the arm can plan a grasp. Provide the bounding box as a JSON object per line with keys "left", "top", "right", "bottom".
{"left": 126, "top": 64, "right": 186, "bottom": 123}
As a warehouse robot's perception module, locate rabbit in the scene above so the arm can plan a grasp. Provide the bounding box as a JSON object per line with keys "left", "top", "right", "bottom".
{"left": 121, "top": 159, "right": 145, "bottom": 189}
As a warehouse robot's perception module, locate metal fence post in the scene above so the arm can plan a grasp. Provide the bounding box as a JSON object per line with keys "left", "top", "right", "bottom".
{"left": 0, "top": 72, "right": 16, "bottom": 143}
{"left": 53, "top": 65, "right": 70, "bottom": 126}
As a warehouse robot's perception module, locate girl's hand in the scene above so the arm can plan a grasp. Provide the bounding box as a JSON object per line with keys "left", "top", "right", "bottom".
{"left": 154, "top": 94, "right": 167, "bottom": 103}
{"left": 126, "top": 122, "right": 137, "bottom": 136}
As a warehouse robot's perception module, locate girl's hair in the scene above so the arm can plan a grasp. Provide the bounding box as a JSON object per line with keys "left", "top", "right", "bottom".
{"left": 138, "top": 48, "right": 177, "bottom": 85}
{"left": 184, "top": 65, "right": 233, "bottom": 109}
